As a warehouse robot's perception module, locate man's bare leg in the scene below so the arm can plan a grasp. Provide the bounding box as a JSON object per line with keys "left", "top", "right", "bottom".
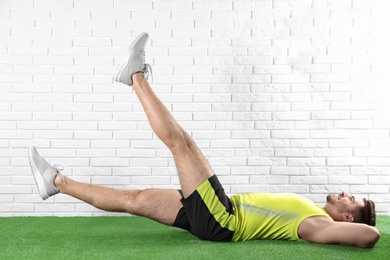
{"left": 54, "top": 174, "right": 182, "bottom": 226}
{"left": 131, "top": 73, "right": 214, "bottom": 198}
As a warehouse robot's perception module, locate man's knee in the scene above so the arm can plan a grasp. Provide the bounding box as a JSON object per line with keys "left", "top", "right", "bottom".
{"left": 122, "top": 190, "right": 142, "bottom": 215}
{"left": 169, "top": 128, "right": 194, "bottom": 153}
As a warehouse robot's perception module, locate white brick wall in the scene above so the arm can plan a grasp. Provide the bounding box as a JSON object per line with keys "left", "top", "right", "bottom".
{"left": 1, "top": 0, "right": 389, "bottom": 216}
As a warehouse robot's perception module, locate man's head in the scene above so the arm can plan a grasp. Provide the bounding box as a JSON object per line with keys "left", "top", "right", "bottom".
{"left": 324, "top": 191, "right": 376, "bottom": 226}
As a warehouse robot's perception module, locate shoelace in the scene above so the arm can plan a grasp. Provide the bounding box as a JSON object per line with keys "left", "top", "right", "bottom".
{"left": 140, "top": 50, "right": 153, "bottom": 81}
{"left": 143, "top": 63, "right": 153, "bottom": 81}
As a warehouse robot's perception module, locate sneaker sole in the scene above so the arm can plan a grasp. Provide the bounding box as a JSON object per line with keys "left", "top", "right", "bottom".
{"left": 29, "top": 146, "right": 49, "bottom": 200}
{"left": 115, "top": 32, "right": 149, "bottom": 84}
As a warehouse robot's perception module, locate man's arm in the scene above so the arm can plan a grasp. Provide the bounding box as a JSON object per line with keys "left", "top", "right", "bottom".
{"left": 299, "top": 217, "right": 380, "bottom": 248}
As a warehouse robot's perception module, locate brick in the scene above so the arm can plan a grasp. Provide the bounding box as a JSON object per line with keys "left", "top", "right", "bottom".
{"left": 197, "top": 57, "right": 234, "bottom": 66}
{"left": 99, "top": 122, "right": 138, "bottom": 131}
{"left": 114, "top": 1, "right": 152, "bottom": 9}
{"left": 249, "top": 157, "right": 286, "bottom": 166}
{"left": 369, "top": 176, "right": 390, "bottom": 185}
{"left": 52, "top": 28, "right": 92, "bottom": 37}
{"left": 276, "top": 148, "right": 313, "bottom": 157}
{"left": 192, "top": 130, "right": 230, "bottom": 139}
{"left": 310, "top": 185, "right": 350, "bottom": 194}
{"left": 290, "top": 176, "right": 328, "bottom": 184}
{"left": 232, "top": 166, "right": 270, "bottom": 175}
{"left": 272, "top": 130, "right": 310, "bottom": 139}
{"left": 211, "top": 140, "right": 249, "bottom": 148}
{"left": 0, "top": 112, "right": 31, "bottom": 121}
{"left": 310, "top": 167, "right": 349, "bottom": 176}
{"left": 0, "top": 28, "right": 10, "bottom": 37}
{"left": 131, "top": 140, "right": 165, "bottom": 149}
{"left": 0, "top": 121, "right": 16, "bottom": 130}
{"left": 91, "top": 158, "right": 129, "bottom": 167}
{"left": 0, "top": 204, "right": 34, "bottom": 213}
{"left": 311, "top": 111, "right": 350, "bottom": 120}
{"left": 0, "top": 185, "right": 31, "bottom": 194}
{"left": 74, "top": 131, "right": 112, "bottom": 140}
{"left": 253, "top": 28, "right": 290, "bottom": 38}
{"left": 233, "top": 112, "right": 271, "bottom": 121}
{"left": 74, "top": 94, "right": 113, "bottom": 103}
{"left": 232, "top": 75, "right": 271, "bottom": 84}
{"left": 216, "top": 121, "right": 253, "bottom": 130}
{"left": 118, "top": 149, "right": 155, "bottom": 158}
{"left": 213, "top": 103, "right": 251, "bottom": 112}
{"left": 18, "top": 121, "right": 57, "bottom": 130}
{"left": 0, "top": 9, "right": 10, "bottom": 18}
{"left": 0, "top": 158, "right": 11, "bottom": 166}
{"left": 74, "top": 1, "right": 113, "bottom": 10}
{"left": 50, "top": 47, "right": 88, "bottom": 56}
{"left": 251, "top": 175, "right": 288, "bottom": 184}
{"left": 288, "top": 158, "right": 326, "bottom": 166}
{"left": 51, "top": 9, "right": 90, "bottom": 19}
{"left": 12, "top": 27, "right": 52, "bottom": 37}
{"left": 232, "top": 130, "right": 270, "bottom": 139}
{"left": 34, "top": 130, "right": 73, "bottom": 139}
{"left": 194, "top": 1, "right": 232, "bottom": 10}
{"left": 327, "top": 157, "right": 367, "bottom": 166}
{"left": 329, "top": 176, "right": 367, "bottom": 184}
{"left": 54, "top": 84, "right": 91, "bottom": 94}
{"left": 0, "top": 130, "right": 33, "bottom": 139}
{"left": 131, "top": 176, "right": 170, "bottom": 185}
{"left": 350, "top": 185, "right": 388, "bottom": 194}
{"left": 13, "top": 102, "right": 52, "bottom": 112}
{"left": 0, "top": 73, "right": 32, "bottom": 83}
{"left": 194, "top": 112, "right": 232, "bottom": 121}
{"left": 272, "top": 74, "right": 310, "bottom": 84}
{"left": 73, "top": 111, "right": 113, "bottom": 120}
{"left": 73, "top": 38, "right": 111, "bottom": 47}
{"left": 213, "top": 10, "right": 252, "bottom": 20}
{"left": 334, "top": 120, "right": 372, "bottom": 129}
{"left": 209, "top": 157, "right": 246, "bottom": 166}
{"left": 255, "top": 121, "right": 294, "bottom": 130}
{"left": 212, "top": 28, "right": 251, "bottom": 38}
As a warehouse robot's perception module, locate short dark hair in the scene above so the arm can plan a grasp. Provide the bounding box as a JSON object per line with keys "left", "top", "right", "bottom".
{"left": 354, "top": 199, "right": 376, "bottom": 226}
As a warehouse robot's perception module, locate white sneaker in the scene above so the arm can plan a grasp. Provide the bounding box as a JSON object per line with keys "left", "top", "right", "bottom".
{"left": 115, "top": 32, "right": 152, "bottom": 86}
{"left": 29, "top": 146, "right": 62, "bottom": 200}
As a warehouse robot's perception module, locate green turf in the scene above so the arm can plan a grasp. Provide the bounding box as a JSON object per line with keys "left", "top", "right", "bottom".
{"left": 0, "top": 216, "right": 389, "bottom": 259}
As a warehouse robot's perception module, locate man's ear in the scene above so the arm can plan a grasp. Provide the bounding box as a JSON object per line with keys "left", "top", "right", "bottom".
{"left": 342, "top": 213, "right": 355, "bottom": 222}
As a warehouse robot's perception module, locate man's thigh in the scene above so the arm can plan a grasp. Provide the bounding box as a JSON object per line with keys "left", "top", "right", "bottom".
{"left": 171, "top": 131, "right": 214, "bottom": 198}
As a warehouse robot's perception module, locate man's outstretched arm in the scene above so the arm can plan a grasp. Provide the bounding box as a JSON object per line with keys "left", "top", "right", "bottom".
{"left": 299, "top": 217, "right": 380, "bottom": 248}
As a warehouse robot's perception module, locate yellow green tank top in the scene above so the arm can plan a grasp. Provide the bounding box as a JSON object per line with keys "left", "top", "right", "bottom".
{"left": 230, "top": 193, "right": 330, "bottom": 242}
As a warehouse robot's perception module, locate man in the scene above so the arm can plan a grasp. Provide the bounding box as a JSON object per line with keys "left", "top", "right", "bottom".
{"left": 29, "top": 33, "right": 380, "bottom": 248}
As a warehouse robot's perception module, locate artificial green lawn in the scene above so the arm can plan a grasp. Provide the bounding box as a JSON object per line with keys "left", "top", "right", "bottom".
{"left": 1, "top": 216, "right": 389, "bottom": 259}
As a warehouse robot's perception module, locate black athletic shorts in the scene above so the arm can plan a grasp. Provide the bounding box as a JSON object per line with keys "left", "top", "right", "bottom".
{"left": 172, "top": 175, "right": 235, "bottom": 242}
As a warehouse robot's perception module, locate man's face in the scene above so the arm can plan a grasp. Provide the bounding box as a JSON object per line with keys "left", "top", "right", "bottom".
{"left": 325, "top": 191, "right": 364, "bottom": 221}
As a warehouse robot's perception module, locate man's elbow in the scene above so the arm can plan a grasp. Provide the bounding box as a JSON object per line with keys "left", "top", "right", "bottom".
{"left": 359, "top": 227, "right": 380, "bottom": 248}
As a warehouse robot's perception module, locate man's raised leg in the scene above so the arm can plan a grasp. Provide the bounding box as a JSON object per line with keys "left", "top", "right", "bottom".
{"left": 114, "top": 32, "right": 213, "bottom": 198}
{"left": 131, "top": 73, "right": 214, "bottom": 198}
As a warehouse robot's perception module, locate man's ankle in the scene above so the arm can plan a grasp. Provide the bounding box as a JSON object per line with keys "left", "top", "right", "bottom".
{"left": 132, "top": 72, "right": 144, "bottom": 85}
{"left": 54, "top": 172, "right": 66, "bottom": 190}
